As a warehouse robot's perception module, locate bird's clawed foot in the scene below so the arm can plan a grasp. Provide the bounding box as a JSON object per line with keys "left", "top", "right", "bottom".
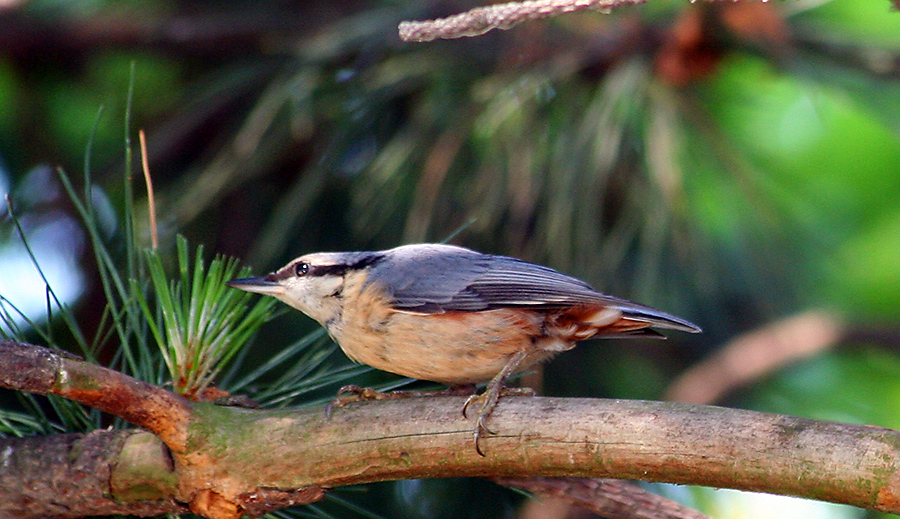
{"left": 463, "top": 385, "right": 535, "bottom": 456}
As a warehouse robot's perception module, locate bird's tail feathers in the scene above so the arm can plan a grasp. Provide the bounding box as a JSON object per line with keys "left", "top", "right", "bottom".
{"left": 614, "top": 303, "right": 701, "bottom": 334}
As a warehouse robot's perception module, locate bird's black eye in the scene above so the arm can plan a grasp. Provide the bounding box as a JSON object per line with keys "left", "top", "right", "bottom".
{"left": 294, "top": 262, "right": 309, "bottom": 276}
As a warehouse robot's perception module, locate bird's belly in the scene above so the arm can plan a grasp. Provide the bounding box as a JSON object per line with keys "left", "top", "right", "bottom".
{"left": 333, "top": 308, "right": 559, "bottom": 384}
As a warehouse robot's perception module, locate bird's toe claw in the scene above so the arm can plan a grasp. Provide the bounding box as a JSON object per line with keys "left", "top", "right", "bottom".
{"left": 325, "top": 385, "right": 388, "bottom": 418}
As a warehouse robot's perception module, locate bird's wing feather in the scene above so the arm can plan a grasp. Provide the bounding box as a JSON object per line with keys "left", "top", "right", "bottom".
{"left": 366, "top": 244, "right": 700, "bottom": 333}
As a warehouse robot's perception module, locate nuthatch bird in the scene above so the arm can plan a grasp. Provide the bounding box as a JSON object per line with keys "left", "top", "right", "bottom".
{"left": 227, "top": 243, "right": 700, "bottom": 453}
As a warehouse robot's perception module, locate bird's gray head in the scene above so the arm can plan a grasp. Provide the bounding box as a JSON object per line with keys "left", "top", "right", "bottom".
{"left": 226, "top": 251, "right": 384, "bottom": 326}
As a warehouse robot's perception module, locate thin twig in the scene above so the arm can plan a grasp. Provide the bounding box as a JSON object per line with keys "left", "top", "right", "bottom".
{"left": 139, "top": 129, "right": 159, "bottom": 250}
{"left": 497, "top": 477, "right": 711, "bottom": 519}
{"left": 399, "top": 0, "right": 648, "bottom": 42}
{"left": 666, "top": 310, "right": 845, "bottom": 404}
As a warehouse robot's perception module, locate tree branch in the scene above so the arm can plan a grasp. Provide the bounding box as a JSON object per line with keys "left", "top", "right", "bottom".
{"left": 666, "top": 310, "right": 845, "bottom": 404}
{"left": 494, "top": 477, "right": 711, "bottom": 519}
{"left": 0, "top": 430, "right": 187, "bottom": 518}
{"left": 0, "top": 340, "right": 192, "bottom": 452}
{"left": 398, "top": 0, "right": 649, "bottom": 42}
{"left": 4, "top": 340, "right": 900, "bottom": 518}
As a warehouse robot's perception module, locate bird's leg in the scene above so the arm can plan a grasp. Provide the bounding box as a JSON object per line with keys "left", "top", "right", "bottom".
{"left": 462, "top": 350, "right": 534, "bottom": 456}
{"left": 325, "top": 384, "right": 477, "bottom": 418}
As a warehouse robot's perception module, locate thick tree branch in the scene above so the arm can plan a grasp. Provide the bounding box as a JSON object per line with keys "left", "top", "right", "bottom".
{"left": 4, "top": 340, "right": 900, "bottom": 518}
{"left": 0, "top": 340, "right": 192, "bottom": 452}
{"left": 239, "top": 397, "right": 900, "bottom": 512}
{"left": 0, "top": 430, "right": 187, "bottom": 518}
{"left": 5, "top": 397, "right": 900, "bottom": 517}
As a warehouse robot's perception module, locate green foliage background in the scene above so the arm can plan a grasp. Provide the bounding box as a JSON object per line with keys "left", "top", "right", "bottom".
{"left": 2, "top": 0, "right": 900, "bottom": 517}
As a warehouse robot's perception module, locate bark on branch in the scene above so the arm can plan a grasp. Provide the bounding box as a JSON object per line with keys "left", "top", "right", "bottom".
{"left": 0, "top": 340, "right": 192, "bottom": 452}
{"left": 3, "top": 340, "right": 900, "bottom": 518}
{"left": 0, "top": 430, "right": 187, "bottom": 518}
{"left": 398, "top": 0, "right": 649, "bottom": 42}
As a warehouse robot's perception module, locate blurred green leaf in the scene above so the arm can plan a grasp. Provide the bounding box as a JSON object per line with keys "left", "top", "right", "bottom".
{"left": 747, "top": 346, "right": 900, "bottom": 430}
{"left": 794, "top": 0, "right": 900, "bottom": 47}
{"left": 821, "top": 209, "right": 900, "bottom": 319}
{"left": 699, "top": 53, "right": 900, "bottom": 233}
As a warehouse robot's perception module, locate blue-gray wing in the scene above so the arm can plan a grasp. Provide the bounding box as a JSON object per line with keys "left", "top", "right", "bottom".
{"left": 366, "top": 244, "right": 700, "bottom": 333}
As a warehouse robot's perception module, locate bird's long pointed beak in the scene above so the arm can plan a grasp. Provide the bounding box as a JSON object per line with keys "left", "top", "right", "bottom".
{"left": 226, "top": 276, "right": 285, "bottom": 296}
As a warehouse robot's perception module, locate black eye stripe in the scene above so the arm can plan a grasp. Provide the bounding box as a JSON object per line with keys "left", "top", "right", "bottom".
{"left": 309, "top": 264, "right": 348, "bottom": 277}
{"left": 266, "top": 253, "right": 385, "bottom": 281}
{"left": 309, "top": 255, "right": 385, "bottom": 277}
